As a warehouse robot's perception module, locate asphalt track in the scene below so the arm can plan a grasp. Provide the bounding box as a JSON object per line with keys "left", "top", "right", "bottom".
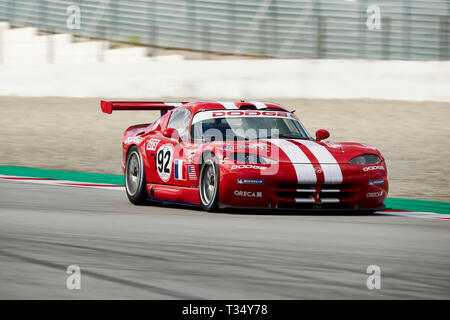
{"left": 0, "top": 180, "right": 449, "bottom": 299}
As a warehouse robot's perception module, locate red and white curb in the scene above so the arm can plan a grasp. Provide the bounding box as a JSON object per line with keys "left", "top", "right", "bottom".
{"left": 375, "top": 210, "right": 450, "bottom": 220}
{"left": 0, "top": 175, "right": 124, "bottom": 191}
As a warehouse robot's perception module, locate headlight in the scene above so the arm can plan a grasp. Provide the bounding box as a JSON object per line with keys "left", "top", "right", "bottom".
{"left": 230, "top": 153, "right": 276, "bottom": 164}
{"left": 349, "top": 154, "right": 380, "bottom": 165}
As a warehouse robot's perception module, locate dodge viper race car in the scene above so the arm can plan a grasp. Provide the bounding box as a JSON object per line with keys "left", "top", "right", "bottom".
{"left": 101, "top": 100, "right": 388, "bottom": 212}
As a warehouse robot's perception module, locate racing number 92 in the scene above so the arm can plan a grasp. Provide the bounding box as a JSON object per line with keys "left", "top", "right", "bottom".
{"left": 157, "top": 149, "right": 170, "bottom": 173}
{"left": 156, "top": 144, "right": 173, "bottom": 182}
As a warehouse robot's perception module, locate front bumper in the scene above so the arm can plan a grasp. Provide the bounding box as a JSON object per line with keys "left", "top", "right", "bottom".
{"left": 219, "top": 162, "right": 388, "bottom": 210}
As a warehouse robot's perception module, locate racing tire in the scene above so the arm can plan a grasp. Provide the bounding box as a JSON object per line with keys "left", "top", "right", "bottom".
{"left": 125, "top": 146, "right": 148, "bottom": 205}
{"left": 199, "top": 154, "right": 220, "bottom": 212}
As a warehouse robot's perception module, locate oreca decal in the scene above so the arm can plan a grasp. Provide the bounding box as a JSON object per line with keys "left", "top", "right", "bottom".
{"left": 366, "top": 191, "right": 383, "bottom": 198}
{"left": 234, "top": 190, "right": 263, "bottom": 197}
{"left": 156, "top": 144, "right": 173, "bottom": 182}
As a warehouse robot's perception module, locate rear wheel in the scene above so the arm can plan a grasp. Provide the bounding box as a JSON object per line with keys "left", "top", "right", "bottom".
{"left": 199, "top": 154, "right": 220, "bottom": 212}
{"left": 125, "top": 146, "right": 148, "bottom": 205}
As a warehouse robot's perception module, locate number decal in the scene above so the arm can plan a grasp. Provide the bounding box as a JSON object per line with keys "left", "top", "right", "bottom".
{"left": 155, "top": 144, "right": 173, "bottom": 182}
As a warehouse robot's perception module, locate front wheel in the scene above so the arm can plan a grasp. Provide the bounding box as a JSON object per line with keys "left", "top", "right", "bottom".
{"left": 125, "top": 146, "right": 148, "bottom": 205}
{"left": 199, "top": 155, "right": 220, "bottom": 212}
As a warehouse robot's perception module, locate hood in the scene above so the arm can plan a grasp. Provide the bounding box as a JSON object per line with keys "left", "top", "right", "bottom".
{"left": 213, "top": 139, "right": 382, "bottom": 164}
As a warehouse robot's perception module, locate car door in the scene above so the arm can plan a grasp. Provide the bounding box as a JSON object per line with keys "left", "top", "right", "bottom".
{"left": 148, "top": 108, "right": 192, "bottom": 186}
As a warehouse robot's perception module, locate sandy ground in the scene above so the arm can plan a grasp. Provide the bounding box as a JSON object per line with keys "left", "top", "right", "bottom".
{"left": 0, "top": 97, "right": 448, "bottom": 202}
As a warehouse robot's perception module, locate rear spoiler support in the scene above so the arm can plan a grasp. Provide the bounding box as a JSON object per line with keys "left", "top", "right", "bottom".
{"left": 100, "top": 101, "right": 188, "bottom": 116}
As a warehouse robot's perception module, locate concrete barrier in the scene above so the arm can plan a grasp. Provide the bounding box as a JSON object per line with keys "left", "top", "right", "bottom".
{"left": 0, "top": 59, "right": 449, "bottom": 101}
{"left": 0, "top": 24, "right": 161, "bottom": 65}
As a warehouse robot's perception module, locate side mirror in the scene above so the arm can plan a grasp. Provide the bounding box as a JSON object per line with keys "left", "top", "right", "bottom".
{"left": 315, "top": 129, "right": 330, "bottom": 142}
{"left": 162, "top": 128, "right": 182, "bottom": 142}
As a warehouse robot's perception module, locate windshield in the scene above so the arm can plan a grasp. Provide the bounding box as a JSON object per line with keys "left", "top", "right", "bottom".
{"left": 191, "top": 111, "right": 311, "bottom": 142}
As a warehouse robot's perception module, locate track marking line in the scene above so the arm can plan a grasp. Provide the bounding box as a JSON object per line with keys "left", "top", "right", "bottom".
{"left": 0, "top": 175, "right": 125, "bottom": 191}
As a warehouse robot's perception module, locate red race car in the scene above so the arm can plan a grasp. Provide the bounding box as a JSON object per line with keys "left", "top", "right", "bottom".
{"left": 101, "top": 100, "right": 388, "bottom": 212}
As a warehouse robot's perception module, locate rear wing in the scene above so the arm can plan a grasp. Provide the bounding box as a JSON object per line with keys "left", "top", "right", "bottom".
{"left": 100, "top": 101, "right": 188, "bottom": 116}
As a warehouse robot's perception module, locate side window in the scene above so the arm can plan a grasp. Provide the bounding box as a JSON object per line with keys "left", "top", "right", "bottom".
{"left": 167, "top": 108, "right": 191, "bottom": 141}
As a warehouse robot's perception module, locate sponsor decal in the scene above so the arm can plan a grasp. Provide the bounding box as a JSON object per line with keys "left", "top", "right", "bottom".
{"left": 156, "top": 144, "right": 173, "bottom": 182}
{"left": 125, "top": 136, "right": 144, "bottom": 144}
{"left": 231, "top": 164, "right": 267, "bottom": 170}
{"left": 237, "top": 179, "right": 264, "bottom": 185}
{"left": 146, "top": 138, "right": 160, "bottom": 151}
{"left": 366, "top": 191, "right": 383, "bottom": 198}
{"left": 234, "top": 190, "right": 263, "bottom": 197}
{"left": 369, "top": 179, "right": 384, "bottom": 185}
{"left": 192, "top": 110, "right": 297, "bottom": 124}
{"left": 212, "top": 110, "right": 296, "bottom": 118}
{"left": 174, "top": 159, "right": 185, "bottom": 180}
{"left": 188, "top": 165, "right": 197, "bottom": 181}
{"left": 222, "top": 146, "right": 234, "bottom": 151}
{"left": 363, "top": 165, "right": 385, "bottom": 172}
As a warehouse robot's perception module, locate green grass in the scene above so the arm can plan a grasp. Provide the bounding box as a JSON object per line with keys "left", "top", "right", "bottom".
{"left": 0, "top": 166, "right": 123, "bottom": 185}
{"left": 384, "top": 198, "right": 450, "bottom": 215}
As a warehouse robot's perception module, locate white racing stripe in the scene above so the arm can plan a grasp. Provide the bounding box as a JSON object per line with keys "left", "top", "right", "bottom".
{"left": 268, "top": 139, "right": 317, "bottom": 184}
{"left": 293, "top": 140, "right": 343, "bottom": 184}
{"left": 295, "top": 197, "right": 315, "bottom": 203}
{"left": 320, "top": 198, "right": 340, "bottom": 203}
{"left": 248, "top": 101, "right": 268, "bottom": 109}
{"left": 217, "top": 101, "right": 238, "bottom": 109}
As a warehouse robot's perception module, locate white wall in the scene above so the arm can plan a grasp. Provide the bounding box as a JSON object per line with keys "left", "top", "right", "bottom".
{"left": 0, "top": 59, "right": 449, "bottom": 101}
{"left": 0, "top": 24, "right": 157, "bottom": 65}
